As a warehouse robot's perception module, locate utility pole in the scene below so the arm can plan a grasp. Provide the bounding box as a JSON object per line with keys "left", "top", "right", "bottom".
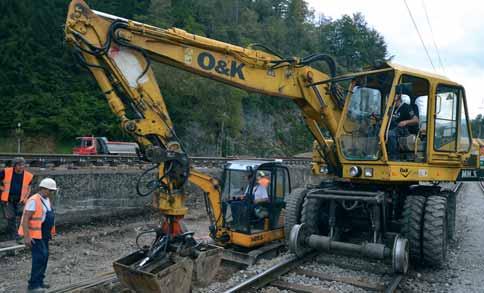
{"left": 15, "top": 122, "right": 22, "bottom": 153}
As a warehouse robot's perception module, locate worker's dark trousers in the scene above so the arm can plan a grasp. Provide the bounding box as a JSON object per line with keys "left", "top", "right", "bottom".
{"left": 28, "top": 238, "right": 49, "bottom": 289}
{"left": 388, "top": 127, "right": 410, "bottom": 161}
{"left": 3, "top": 201, "right": 22, "bottom": 240}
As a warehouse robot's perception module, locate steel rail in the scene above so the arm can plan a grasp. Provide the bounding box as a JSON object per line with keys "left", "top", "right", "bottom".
{"left": 223, "top": 251, "right": 404, "bottom": 293}
{"left": 224, "top": 253, "right": 315, "bottom": 293}
{"left": 48, "top": 272, "right": 117, "bottom": 293}
{"left": 478, "top": 180, "right": 484, "bottom": 193}
{"left": 0, "top": 152, "right": 311, "bottom": 167}
{"left": 453, "top": 182, "right": 463, "bottom": 193}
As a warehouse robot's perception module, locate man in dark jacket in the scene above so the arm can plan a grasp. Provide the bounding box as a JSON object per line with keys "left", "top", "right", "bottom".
{"left": 0, "top": 157, "right": 34, "bottom": 240}
{"left": 388, "top": 94, "right": 419, "bottom": 160}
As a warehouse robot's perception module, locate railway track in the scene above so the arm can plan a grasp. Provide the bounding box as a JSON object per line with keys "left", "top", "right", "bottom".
{"left": 224, "top": 253, "right": 403, "bottom": 293}
{"left": 0, "top": 152, "right": 311, "bottom": 168}
{"left": 479, "top": 179, "right": 484, "bottom": 193}
{"left": 48, "top": 272, "right": 118, "bottom": 293}
{"left": 46, "top": 253, "right": 401, "bottom": 293}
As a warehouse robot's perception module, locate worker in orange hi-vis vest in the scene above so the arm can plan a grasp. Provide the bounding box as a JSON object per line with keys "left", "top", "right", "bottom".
{"left": 19, "top": 178, "right": 58, "bottom": 293}
{"left": 0, "top": 157, "right": 34, "bottom": 241}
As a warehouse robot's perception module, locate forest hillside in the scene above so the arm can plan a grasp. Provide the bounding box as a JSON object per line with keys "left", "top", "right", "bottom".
{"left": 0, "top": 0, "right": 388, "bottom": 155}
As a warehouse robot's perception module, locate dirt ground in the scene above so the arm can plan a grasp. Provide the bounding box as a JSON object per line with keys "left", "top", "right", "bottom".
{"left": 1, "top": 183, "right": 484, "bottom": 293}
{"left": 0, "top": 210, "right": 211, "bottom": 293}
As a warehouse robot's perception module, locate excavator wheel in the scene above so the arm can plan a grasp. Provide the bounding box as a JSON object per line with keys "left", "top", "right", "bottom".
{"left": 301, "top": 195, "right": 328, "bottom": 237}
{"left": 422, "top": 195, "right": 448, "bottom": 267}
{"left": 401, "top": 195, "right": 425, "bottom": 263}
{"left": 284, "top": 188, "right": 308, "bottom": 241}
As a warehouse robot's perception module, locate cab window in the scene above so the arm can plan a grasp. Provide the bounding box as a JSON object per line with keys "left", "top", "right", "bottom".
{"left": 434, "top": 85, "right": 470, "bottom": 152}
{"left": 274, "top": 168, "right": 290, "bottom": 201}
{"left": 339, "top": 70, "right": 394, "bottom": 160}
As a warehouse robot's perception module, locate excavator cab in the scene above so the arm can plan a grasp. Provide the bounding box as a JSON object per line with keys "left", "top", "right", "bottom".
{"left": 331, "top": 63, "right": 473, "bottom": 169}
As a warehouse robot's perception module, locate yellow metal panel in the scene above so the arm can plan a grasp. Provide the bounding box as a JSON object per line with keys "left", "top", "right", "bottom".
{"left": 229, "top": 229, "right": 284, "bottom": 248}
{"left": 341, "top": 163, "right": 462, "bottom": 182}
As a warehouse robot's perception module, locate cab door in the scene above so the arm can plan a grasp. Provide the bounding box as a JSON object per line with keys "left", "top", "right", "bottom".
{"left": 430, "top": 84, "right": 472, "bottom": 163}
{"left": 268, "top": 166, "right": 291, "bottom": 229}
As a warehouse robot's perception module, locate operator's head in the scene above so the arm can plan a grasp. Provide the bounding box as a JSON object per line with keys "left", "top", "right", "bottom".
{"left": 38, "top": 178, "right": 58, "bottom": 197}
{"left": 400, "top": 94, "right": 411, "bottom": 105}
{"left": 13, "top": 157, "right": 25, "bottom": 173}
{"left": 395, "top": 94, "right": 411, "bottom": 107}
{"left": 257, "top": 171, "right": 271, "bottom": 187}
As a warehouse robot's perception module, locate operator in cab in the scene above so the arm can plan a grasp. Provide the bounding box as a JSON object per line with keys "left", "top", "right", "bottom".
{"left": 388, "top": 94, "right": 419, "bottom": 160}
{"left": 252, "top": 171, "right": 270, "bottom": 218}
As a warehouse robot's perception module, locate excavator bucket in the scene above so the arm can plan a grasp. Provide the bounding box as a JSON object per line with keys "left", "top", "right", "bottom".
{"left": 113, "top": 245, "right": 223, "bottom": 293}
{"left": 113, "top": 251, "right": 193, "bottom": 293}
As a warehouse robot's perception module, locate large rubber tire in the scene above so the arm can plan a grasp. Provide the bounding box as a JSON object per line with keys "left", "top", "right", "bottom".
{"left": 445, "top": 191, "right": 457, "bottom": 240}
{"left": 301, "top": 196, "right": 324, "bottom": 236}
{"left": 284, "top": 188, "right": 308, "bottom": 241}
{"left": 422, "top": 196, "right": 448, "bottom": 267}
{"left": 401, "top": 195, "right": 425, "bottom": 262}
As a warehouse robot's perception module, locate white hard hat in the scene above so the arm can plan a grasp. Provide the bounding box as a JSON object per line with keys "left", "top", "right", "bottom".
{"left": 401, "top": 94, "right": 411, "bottom": 105}
{"left": 39, "top": 178, "right": 58, "bottom": 190}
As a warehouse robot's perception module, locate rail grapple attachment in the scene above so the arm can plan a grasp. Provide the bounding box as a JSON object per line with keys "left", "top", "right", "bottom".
{"left": 113, "top": 244, "right": 223, "bottom": 292}
{"left": 114, "top": 252, "right": 193, "bottom": 293}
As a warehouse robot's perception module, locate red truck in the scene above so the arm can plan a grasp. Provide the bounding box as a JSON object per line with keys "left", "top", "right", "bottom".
{"left": 72, "top": 136, "right": 139, "bottom": 155}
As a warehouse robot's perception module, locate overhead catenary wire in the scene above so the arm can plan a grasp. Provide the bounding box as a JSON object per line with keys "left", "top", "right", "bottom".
{"left": 402, "top": 0, "right": 437, "bottom": 72}
{"left": 421, "top": 0, "right": 446, "bottom": 74}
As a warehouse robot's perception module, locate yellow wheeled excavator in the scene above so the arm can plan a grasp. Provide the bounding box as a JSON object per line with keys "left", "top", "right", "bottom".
{"left": 65, "top": 0, "right": 481, "bottom": 289}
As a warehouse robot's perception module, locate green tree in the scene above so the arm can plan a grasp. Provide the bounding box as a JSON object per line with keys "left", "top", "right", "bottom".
{"left": 321, "top": 13, "right": 388, "bottom": 70}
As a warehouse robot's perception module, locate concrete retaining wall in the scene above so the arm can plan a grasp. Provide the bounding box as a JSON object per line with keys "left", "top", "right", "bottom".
{"left": 0, "top": 165, "right": 319, "bottom": 232}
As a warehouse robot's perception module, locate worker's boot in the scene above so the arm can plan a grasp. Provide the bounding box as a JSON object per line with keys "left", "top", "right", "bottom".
{"left": 41, "top": 283, "right": 50, "bottom": 289}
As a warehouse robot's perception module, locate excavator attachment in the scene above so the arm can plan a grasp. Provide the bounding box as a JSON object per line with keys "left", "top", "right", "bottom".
{"left": 113, "top": 244, "right": 222, "bottom": 293}
{"left": 114, "top": 252, "right": 193, "bottom": 293}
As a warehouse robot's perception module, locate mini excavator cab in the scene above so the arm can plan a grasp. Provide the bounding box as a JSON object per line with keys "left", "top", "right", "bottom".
{"left": 221, "top": 161, "right": 291, "bottom": 243}
{"left": 223, "top": 161, "right": 291, "bottom": 231}
{"left": 216, "top": 160, "right": 291, "bottom": 264}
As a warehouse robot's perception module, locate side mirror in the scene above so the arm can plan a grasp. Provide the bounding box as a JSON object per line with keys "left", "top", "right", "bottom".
{"left": 395, "top": 83, "right": 413, "bottom": 96}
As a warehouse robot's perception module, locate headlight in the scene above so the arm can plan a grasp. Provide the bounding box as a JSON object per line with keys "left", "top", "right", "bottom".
{"left": 364, "top": 168, "right": 373, "bottom": 177}
{"left": 319, "top": 166, "right": 328, "bottom": 174}
{"left": 349, "top": 166, "right": 361, "bottom": 177}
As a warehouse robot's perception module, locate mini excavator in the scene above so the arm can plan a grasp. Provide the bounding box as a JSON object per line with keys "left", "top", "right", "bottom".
{"left": 65, "top": 0, "right": 482, "bottom": 291}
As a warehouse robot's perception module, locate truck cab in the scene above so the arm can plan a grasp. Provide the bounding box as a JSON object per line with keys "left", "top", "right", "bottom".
{"left": 72, "top": 136, "right": 99, "bottom": 155}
